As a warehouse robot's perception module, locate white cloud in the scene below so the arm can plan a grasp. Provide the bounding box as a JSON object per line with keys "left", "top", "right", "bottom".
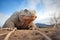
{"left": 27, "top": 0, "right": 40, "bottom": 10}
{"left": 0, "top": 13, "right": 2, "bottom": 16}
{"left": 34, "top": 0, "right": 60, "bottom": 24}
{"left": 0, "top": 14, "right": 10, "bottom": 27}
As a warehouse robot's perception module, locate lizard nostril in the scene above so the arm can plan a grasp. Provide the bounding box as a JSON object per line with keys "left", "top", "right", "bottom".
{"left": 35, "top": 16, "right": 37, "bottom": 18}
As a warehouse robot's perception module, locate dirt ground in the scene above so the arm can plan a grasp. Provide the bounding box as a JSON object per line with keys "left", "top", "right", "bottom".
{"left": 0, "top": 27, "right": 59, "bottom": 40}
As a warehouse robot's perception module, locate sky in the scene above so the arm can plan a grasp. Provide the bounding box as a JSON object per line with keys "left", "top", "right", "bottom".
{"left": 0, "top": 0, "right": 60, "bottom": 27}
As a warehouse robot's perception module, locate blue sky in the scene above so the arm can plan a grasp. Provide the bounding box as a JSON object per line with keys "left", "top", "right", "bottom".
{"left": 0, "top": 0, "right": 43, "bottom": 15}
{"left": 0, "top": 0, "right": 60, "bottom": 26}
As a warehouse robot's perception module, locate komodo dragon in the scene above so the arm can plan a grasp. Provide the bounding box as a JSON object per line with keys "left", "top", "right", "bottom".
{"left": 3, "top": 9, "right": 37, "bottom": 30}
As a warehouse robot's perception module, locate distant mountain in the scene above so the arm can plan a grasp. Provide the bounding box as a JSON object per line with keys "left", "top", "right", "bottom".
{"left": 35, "top": 23, "right": 53, "bottom": 28}
{"left": 0, "top": 26, "right": 1, "bottom": 28}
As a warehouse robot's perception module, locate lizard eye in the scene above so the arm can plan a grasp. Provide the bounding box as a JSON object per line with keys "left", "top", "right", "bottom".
{"left": 24, "top": 9, "right": 28, "bottom": 12}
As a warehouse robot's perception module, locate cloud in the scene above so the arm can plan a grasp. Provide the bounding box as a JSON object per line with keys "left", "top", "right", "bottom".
{"left": 0, "top": 14, "right": 10, "bottom": 27}
{"left": 43, "top": 0, "right": 60, "bottom": 17}
{"left": 34, "top": 0, "right": 60, "bottom": 24}
{"left": 28, "top": 0, "right": 40, "bottom": 9}
{"left": 0, "top": 12, "right": 3, "bottom": 16}
{"left": 42, "top": 0, "right": 60, "bottom": 13}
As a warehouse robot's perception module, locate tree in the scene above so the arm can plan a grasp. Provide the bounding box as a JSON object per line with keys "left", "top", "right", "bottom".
{"left": 50, "top": 12, "right": 60, "bottom": 28}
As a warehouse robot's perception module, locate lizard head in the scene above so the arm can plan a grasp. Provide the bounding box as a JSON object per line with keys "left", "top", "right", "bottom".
{"left": 19, "top": 9, "right": 37, "bottom": 23}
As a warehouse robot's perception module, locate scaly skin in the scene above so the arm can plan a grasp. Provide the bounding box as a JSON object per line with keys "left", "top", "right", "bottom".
{"left": 3, "top": 9, "right": 37, "bottom": 30}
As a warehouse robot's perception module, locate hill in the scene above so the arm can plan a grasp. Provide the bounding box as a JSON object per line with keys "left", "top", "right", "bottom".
{"left": 36, "top": 23, "right": 53, "bottom": 28}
